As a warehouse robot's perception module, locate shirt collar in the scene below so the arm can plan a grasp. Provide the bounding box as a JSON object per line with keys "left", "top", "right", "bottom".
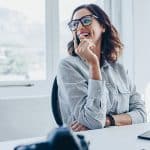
{"left": 102, "top": 59, "right": 109, "bottom": 68}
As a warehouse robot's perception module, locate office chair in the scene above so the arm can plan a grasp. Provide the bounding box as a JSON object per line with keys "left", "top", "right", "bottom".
{"left": 51, "top": 77, "right": 63, "bottom": 126}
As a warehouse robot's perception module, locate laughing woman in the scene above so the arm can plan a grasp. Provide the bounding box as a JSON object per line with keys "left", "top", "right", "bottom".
{"left": 57, "top": 4, "right": 146, "bottom": 131}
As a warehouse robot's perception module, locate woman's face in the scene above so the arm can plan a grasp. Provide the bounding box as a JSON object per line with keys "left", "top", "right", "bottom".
{"left": 72, "top": 8, "right": 105, "bottom": 44}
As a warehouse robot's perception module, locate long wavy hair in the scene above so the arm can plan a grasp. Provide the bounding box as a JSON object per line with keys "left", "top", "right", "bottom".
{"left": 67, "top": 4, "right": 123, "bottom": 65}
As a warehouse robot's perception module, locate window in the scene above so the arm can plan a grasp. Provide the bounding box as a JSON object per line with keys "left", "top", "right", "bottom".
{"left": 0, "top": 0, "right": 51, "bottom": 98}
{"left": 59, "top": 0, "right": 104, "bottom": 59}
{"left": 0, "top": 0, "right": 46, "bottom": 82}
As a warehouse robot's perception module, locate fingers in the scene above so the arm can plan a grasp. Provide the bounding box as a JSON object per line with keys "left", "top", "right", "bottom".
{"left": 74, "top": 33, "right": 96, "bottom": 62}
{"left": 79, "top": 35, "right": 95, "bottom": 50}
{"left": 71, "top": 120, "right": 78, "bottom": 127}
{"left": 88, "top": 42, "right": 95, "bottom": 51}
{"left": 75, "top": 41, "right": 85, "bottom": 55}
{"left": 71, "top": 122, "right": 81, "bottom": 131}
{"left": 79, "top": 35, "right": 86, "bottom": 41}
{"left": 70, "top": 121, "right": 89, "bottom": 132}
{"left": 75, "top": 40, "right": 95, "bottom": 55}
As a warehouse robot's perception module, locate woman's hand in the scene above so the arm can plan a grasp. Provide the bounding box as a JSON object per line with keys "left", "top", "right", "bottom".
{"left": 74, "top": 34, "right": 102, "bottom": 80}
{"left": 70, "top": 121, "right": 89, "bottom": 132}
{"left": 105, "top": 116, "right": 111, "bottom": 127}
{"left": 74, "top": 35, "right": 98, "bottom": 65}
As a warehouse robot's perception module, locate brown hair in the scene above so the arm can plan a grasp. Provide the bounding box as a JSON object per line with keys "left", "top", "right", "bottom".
{"left": 67, "top": 4, "right": 123, "bottom": 65}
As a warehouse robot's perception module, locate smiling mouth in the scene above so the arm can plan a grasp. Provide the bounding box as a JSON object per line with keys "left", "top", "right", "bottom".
{"left": 78, "top": 32, "right": 91, "bottom": 38}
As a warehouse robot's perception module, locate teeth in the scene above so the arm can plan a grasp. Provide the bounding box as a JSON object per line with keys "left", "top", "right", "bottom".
{"left": 80, "top": 33, "right": 89, "bottom": 36}
{"left": 79, "top": 32, "right": 90, "bottom": 37}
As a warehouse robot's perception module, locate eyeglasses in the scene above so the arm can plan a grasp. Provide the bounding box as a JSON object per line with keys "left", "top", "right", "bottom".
{"left": 68, "top": 15, "right": 98, "bottom": 31}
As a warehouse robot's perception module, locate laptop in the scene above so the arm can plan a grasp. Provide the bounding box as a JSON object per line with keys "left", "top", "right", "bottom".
{"left": 138, "top": 130, "right": 150, "bottom": 140}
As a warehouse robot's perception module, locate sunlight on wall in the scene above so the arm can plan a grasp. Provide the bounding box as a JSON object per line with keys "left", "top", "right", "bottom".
{"left": 145, "top": 82, "right": 150, "bottom": 122}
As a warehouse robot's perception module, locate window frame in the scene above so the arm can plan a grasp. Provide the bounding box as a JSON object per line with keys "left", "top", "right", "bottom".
{"left": 0, "top": 0, "right": 59, "bottom": 99}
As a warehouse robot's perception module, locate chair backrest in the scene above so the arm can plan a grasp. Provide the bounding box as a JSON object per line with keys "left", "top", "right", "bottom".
{"left": 51, "top": 77, "right": 63, "bottom": 126}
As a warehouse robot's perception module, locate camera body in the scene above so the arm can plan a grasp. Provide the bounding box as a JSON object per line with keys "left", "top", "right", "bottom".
{"left": 15, "top": 127, "right": 89, "bottom": 150}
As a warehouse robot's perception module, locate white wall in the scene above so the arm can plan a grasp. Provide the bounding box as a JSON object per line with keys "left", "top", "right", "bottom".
{"left": 133, "top": 0, "right": 150, "bottom": 94}
{"left": 0, "top": 96, "right": 56, "bottom": 141}
{"left": 133, "top": 0, "right": 150, "bottom": 120}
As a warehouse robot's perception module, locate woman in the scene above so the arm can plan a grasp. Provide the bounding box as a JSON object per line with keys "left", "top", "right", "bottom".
{"left": 57, "top": 4, "right": 146, "bottom": 131}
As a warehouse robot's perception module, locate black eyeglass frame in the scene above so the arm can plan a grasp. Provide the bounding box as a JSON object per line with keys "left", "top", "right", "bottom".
{"left": 68, "top": 14, "right": 99, "bottom": 31}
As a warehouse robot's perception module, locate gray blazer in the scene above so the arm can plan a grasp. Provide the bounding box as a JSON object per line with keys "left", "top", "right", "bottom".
{"left": 57, "top": 56, "right": 146, "bottom": 129}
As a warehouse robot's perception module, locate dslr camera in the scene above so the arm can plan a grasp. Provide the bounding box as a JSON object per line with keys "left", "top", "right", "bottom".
{"left": 15, "top": 127, "right": 89, "bottom": 150}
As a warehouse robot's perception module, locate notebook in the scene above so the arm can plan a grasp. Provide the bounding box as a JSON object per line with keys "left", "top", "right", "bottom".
{"left": 138, "top": 130, "right": 150, "bottom": 140}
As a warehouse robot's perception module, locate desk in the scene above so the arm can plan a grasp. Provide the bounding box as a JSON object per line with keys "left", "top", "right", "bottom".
{"left": 1, "top": 123, "right": 150, "bottom": 150}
